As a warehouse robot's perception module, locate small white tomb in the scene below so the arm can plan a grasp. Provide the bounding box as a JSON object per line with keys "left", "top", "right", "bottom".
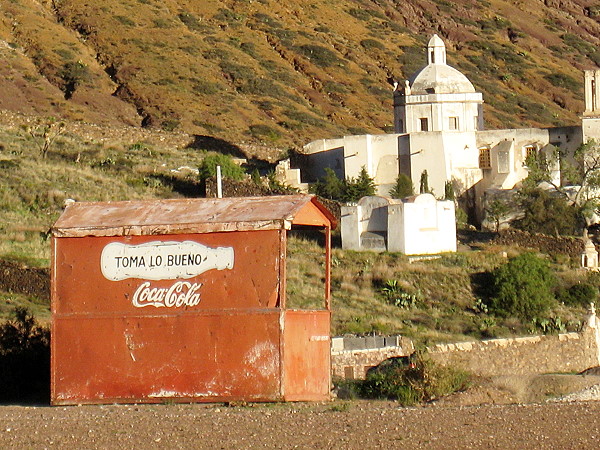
{"left": 341, "top": 194, "right": 457, "bottom": 255}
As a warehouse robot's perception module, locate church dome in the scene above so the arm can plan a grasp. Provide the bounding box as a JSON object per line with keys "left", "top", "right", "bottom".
{"left": 407, "top": 35, "right": 476, "bottom": 95}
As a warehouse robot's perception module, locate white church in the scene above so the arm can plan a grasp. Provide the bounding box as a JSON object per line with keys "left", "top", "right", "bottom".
{"left": 294, "top": 34, "right": 600, "bottom": 223}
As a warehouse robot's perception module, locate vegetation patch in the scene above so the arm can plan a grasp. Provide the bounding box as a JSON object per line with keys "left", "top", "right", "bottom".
{"left": 337, "top": 353, "right": 470, "bottom": 405}
{"left": 0, "top": 307, "right": 50, "bottom": 403}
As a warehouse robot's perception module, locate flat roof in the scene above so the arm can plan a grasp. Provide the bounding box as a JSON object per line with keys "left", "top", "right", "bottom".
{"left": 52, "top": 195, "right": 336, "bottom": 238}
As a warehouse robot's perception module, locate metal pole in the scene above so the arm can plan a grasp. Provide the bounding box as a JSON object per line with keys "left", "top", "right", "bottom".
{"left": 216, "top": 165, "right": 222, "bottom": 198}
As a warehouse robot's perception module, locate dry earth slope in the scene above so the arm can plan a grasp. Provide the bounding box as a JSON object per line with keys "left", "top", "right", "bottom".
{"left": 0, "top": 0, "right": 599, "bottom": 152}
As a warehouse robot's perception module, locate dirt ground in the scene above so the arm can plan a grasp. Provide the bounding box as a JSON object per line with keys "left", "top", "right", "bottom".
{"left": 0, "top": 376, "right": 599, "bottom": 449}
{"left": 0, "top": 260, "right": 49, "bottom": 301}
{"left": 0, "top": 398, "right": 599, "bottom": 449}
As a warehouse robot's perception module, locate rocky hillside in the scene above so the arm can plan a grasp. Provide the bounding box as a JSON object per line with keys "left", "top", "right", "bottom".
{"left": 1, "top": 0, "right": 599, "bottom": 158}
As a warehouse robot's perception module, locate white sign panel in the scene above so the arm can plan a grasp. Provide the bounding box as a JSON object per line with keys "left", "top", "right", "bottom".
{"left": 101, "top": 240, "right": 234, "bottom": 281}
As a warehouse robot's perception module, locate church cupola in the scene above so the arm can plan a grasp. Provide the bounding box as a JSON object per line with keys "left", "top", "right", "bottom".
{"left": 427, "top": 34, "right": 446, "bottom": 65}
{"left": 393, "top": 34, "right": 484, "bottom": 134}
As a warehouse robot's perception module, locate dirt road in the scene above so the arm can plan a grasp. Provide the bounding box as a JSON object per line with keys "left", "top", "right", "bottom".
{"left": 0, "top": 400, "right": 599, "bottom": 449}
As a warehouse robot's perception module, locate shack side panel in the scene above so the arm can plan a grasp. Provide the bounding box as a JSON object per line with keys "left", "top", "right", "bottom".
{"left": 52, "top": 230, "right": 283, "bottom": 404}
{"left": 283, "top": 310, "right": 331, "bottom": 401}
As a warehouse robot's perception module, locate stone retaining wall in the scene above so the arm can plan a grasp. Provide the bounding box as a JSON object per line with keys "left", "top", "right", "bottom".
{"left": 331, "top": 314, "right": 600, "bottom": 379}
{"left": 331, "top": 336, "right": 414, "bottom": 379}
{"left": 427, "top": 328, "right": 600, "bottom": 376}
{"left": 492, "top": 229, "right": 584, "bottom": 258}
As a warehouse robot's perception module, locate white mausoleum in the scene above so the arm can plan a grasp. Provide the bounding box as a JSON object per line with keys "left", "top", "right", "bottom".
{"left": 341, "top": 194, "right": 456, "bottom": 255}
{"left": 299, "top": 35, "right": 600, "bottom": 222}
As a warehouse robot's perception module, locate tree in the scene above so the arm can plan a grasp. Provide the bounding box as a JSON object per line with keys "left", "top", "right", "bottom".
{"left": 310, "top": 166, "right": 375, "bottom": 202}
{"left": 59, "top": 61, "right": 90, "bottom": 100}
{"left": 511, "top": 187, "right": 581, "bottom": 236}
{"left": 389, "top": 174, "right": 414, "bottom": 199}
{"left": 489, "top": 253, "right": 556, "bottom": 320}
{"left": 485, "top": 198, "right": 511, "bottom": 232}
{"left": 419, "top": 170, "right": 429, "bottom": 194}
{"left": 310, "top": 167, "right": 345, "bottom": 200}
{"left": 344, "top": 166, "right": 376, "bottom": 202}
{"left": 25, "top": 117, "right": 66, "bottom": 159}
{"left": 198, "top": 153, "right": 246, "bottom": 182}
{"left": 444, "top": 181, "right": 455, "bottom": 201}
{"left": 523, "top": 139, "right": 600, "bottom": 230}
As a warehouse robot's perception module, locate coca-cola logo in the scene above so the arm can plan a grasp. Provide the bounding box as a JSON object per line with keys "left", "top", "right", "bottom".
{"left": 132, "top": 281, "right": 202, "bottom": 308}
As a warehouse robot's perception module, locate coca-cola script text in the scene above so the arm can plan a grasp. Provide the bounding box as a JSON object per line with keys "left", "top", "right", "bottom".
{"left": 132, "top": 281, "right": 202, "bottom": 308}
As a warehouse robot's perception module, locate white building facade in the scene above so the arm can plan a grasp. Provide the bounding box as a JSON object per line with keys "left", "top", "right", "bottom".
{"left": 299, "top": 34, "right": 597, "bottom": 223}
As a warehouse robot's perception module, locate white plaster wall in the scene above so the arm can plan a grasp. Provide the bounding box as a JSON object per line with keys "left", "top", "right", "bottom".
{"left": 370, "top": 134, "right": 401, "bottom": 195}
{"left": 582, "top": 118, "right": 600, "bottom": 143}
{"left": 443, "top": 131, "right": 478, "bottom": 170}
{"left": 402, "top": 93, "right": 483, "bottom": 133}
{"left": 402, "top": 196, "right": 456, "bottom": 255}
{"left": 342, "top": 135, "right": 372, "bottom": 181}
{"left": 476, "top": 128, "right": 567, "bottom": 191}
{"left": 388, "top": 194, "right": 456, "bottom": 254}
{"left": 407, "top": 132, "right": 449, "bottom": 196}
{"left": 358, "top": 196, "right": 394, "bottom": 232}
{"left": 341, "top": 205, "right": 361, "bottom": 250}
{"left": 303, "top": 138, "right": 345, "bottom": 154}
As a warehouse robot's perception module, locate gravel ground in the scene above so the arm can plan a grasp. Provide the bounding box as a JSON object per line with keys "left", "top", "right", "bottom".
{"left": 1, "top": 400, "right": 600, "bottom": 449}
{"left": 551, "top": 384, "right": 600, "bottom": 403}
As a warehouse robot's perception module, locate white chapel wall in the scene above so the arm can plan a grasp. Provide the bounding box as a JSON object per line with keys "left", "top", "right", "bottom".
{"left": 406, "top": 132, "right": 449, "bottom": 196}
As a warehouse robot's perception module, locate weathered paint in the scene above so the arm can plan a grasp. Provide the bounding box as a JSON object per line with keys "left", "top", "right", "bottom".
{"left": 52, "top": 195, "right": 336, "bottom": 238}
{"left": 51, "top": 195, "right": 335, "bottom": 405}
{"left": 283, "top": 310, "right": 331, "bottom": 401}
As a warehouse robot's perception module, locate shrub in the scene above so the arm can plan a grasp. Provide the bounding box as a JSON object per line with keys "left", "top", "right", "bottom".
{"left": 0, "top": 307, "right": 50, "bottom": 403}
{"left": 310, "top": 167, "right": 345, "bottom": 200}
{"left": 379, "top": 280, "right": 419, "bottom": 308}
{"left": 311, "top": 167, "right": 375, "bottom": 202}
{"left": 357, "top": 353, "right": 470, "bottom": 405}
{"left": 161, "top": 119, "right": 180, "bottom": 132}
{"left": 360, "top": 39, "right": 385, "bottom": 50}
{"left": 557, "top": 283, "right": 598, "bottom": 307}
{"left": 489, "top": 253, "right": 556, "bottom": 320}
{"left": 198, "top": 153, "right": 245, "bottom": 182}
{"left": 177, "top": 12, "right": 204, "bottom": 31}
{"left": 249, "top": 124, "right": 281, "bottom": 142}
{"left": 511, "top": 188, "right": 581, "bottom": 236}
{"left": 544, "top": 73, "right": 580, "bottom": 91}
{"left": 344, "top": 167, "right": 376, "bottom": 202}
{"left": 389, "top": 174, "right": 414, "bottom": 199}
{"left": 297, "top": 44, "right": 340, "bottom": 68}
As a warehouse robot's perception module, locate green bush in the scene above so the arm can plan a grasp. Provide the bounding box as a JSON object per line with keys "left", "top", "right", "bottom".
{"left": 0, "top": 307, "right": 50, "bottom": 403}
{"left": 489, "top": 253, "right": 556, "bottom": 320}
{"left": 389, "top": 174, "right": 414, "bottom": 199}
{"left": 344, "top": 167, "right": 376, "bottom": 202}
{"left": 198, "top": 153, "right": 245, "bottom": 182}
{"left": 557, "top": 283, "right": 598, "bottom": 307}
{"left": 249, "top": 124, "right": 281, "bottom": 142}
{"left": 310, "top": 168, "right": 345, "bottom": 200}
{"left": 512, "top": 188, "right": 582, "bottom": 236}
{"left": 311, "top": 167, "right": 375, "bottom": 202}
{"left": 356, "top": 353, "right": 470, "bottom": 405}
{"left": 297, "top": 44, "right": 340, "bottom": 68}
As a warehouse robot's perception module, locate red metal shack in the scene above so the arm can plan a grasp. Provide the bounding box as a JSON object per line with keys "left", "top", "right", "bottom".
{"left": 50, "top": 195, "right": 336, "bottom": 405}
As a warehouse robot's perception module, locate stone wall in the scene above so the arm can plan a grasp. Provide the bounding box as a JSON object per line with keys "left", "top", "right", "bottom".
{"left": 331, "top": 313, "right": 600, "bottom": 379}
{"left": 331, "top": 336, "right": 414, "bottom": 379}
{"left": 492, "top": 229, "right": 584, "bottom": 258}
{"left": 428, "top": 327, "right": 600, "bottom": 376}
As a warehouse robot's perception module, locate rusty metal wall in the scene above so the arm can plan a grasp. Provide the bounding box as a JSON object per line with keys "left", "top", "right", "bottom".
{"left": 51, "top": 229, "right": 286, "bottom": 404}
{"left": 283, "top": 310, "right": 331, "bottom": 401}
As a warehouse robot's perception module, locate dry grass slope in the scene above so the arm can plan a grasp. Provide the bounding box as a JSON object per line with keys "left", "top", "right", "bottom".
{"left": 0, "top": 0, "right": 597, "bottom": 155}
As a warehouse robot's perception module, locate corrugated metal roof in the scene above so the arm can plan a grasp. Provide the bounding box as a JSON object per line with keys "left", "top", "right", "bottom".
{"left": 52, "top": 195, "right": 336, "bottom": 238}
